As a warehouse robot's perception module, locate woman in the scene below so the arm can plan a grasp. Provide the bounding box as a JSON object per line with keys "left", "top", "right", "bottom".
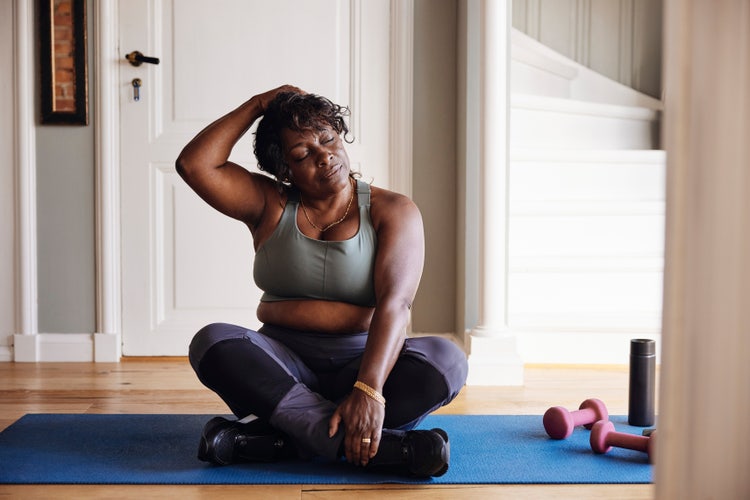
{"left": 176, "top": 85, "right": 468, "bottom": 477}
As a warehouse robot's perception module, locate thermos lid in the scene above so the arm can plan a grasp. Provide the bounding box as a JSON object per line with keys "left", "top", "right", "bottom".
{"left": 630, "top": 338, "right": 655, "bottom": 356}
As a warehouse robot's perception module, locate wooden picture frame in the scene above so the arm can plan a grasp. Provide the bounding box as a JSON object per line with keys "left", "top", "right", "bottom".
{"left": 39, "top": 0, "right": 88, "bottom": 125}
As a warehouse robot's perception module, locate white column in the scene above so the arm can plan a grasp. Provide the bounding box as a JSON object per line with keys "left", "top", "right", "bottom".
{"left": 12, "top": 0, "right": 39, "bottom": 361}
{"left": 389, "top": 0, "right": 414, "bottom": 198}
{"left": 466, "top": 0, "right": 523, "bottom": 386}
{"left": 657, "top": 0, "right": 750, "bottom": 497}
{"left": 94, "top": 0, "right": 122, "bottom": 361}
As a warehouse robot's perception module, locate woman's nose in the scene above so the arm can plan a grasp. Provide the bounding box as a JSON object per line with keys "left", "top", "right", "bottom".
{"left": 316, "top": 150, "right": 333, "bottom": 167}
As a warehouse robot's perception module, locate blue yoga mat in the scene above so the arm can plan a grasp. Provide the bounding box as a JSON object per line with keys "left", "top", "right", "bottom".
{"left": 0, "top": 414, "right": 652, "bottom": 484}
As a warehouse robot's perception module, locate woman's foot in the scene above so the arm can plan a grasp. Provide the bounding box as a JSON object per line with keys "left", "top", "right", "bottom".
{"left": 197, "top": 416, "right": 296, "bottom": 465}
{"left": 366, "top": 428, "right": 450, "bottom": 477}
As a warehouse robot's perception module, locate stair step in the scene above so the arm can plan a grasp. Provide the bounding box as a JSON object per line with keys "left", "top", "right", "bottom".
{"left": 508, "top": 272, "right": 663, "bottom": 317}
{"left": 511, "top": 148, "right": 666, "bottom": 162}
{"left": 510, "top": 148, "right": 666, "bottom": 202}
{"left": 511, "top": 29, "right": 663, "bottom": 110}
{"left": 509, "top": 255, "right": 664, "bottom": 273}
{"left": 511, "top": 94, "right": 660, "bottom": 149}
{"left": 509, "top": 212, "right": 664, "bottom": 257}
{"left": 512, "top": 94, "right": 659, "bottom": 120}
{"left": 507, "top": 147, "right": 666, "bottom": 320}
{"left": 505, "top": 28, "right": 665, "bottom": 363}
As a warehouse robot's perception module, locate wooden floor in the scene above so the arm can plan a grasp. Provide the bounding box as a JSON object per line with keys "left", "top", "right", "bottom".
{"left": 0, "top": 359, "right": 654, "bottom": 499}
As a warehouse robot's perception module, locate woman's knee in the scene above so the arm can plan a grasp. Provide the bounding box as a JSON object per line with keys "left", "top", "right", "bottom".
{"left": 441, "top": 339, "right": 469, "bottom": 397}
{"left": 407, "top": 336, "right": 468, "bottom": 396}
{"left": 188, "top": 322, "right": 247, "bottom": 372}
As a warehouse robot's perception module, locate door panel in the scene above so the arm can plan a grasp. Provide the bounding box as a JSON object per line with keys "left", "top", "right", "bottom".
{"left": 120, "top": 0, "right": 390, "bottom": 355}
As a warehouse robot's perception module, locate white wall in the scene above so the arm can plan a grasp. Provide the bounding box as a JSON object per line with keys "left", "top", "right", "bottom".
{"left": 17, "top": 0, "right": 456, "bottom": 343}
{"left": 1, "top": 0, "right": 16, "bottom": 359}
{"left": 10, "top": 0, "right": 661, "bottom": 355}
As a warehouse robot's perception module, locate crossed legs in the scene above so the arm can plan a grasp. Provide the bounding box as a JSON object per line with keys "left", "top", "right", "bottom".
{"left": 188, "top": 322, "right": 468, "bottom": 460}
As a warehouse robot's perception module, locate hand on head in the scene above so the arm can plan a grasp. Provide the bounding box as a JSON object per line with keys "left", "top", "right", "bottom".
{"left": 256, "top": 85, "right": 305, "bottom": 113}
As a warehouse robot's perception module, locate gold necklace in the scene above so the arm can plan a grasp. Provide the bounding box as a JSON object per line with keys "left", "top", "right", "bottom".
{"left": 300, "top": 178, "right": 355, "bottom": 233}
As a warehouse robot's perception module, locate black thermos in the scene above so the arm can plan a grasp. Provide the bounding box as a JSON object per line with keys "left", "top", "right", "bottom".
{"left": 628, "top": 339, "right": 656, "bottom": 426}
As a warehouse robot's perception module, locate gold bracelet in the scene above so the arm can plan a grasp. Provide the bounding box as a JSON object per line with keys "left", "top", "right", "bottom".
{"left": 353, "top": 380, "right": 386, "bottom": 406}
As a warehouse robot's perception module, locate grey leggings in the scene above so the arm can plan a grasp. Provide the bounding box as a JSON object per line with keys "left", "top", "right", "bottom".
{"left": 188, "top": 322, "right": 468, "bottom": 459}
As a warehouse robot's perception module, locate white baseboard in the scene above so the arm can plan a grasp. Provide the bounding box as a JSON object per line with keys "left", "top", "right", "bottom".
{"left": 410, "top": 331, "right": 525, "bottom": 386}
{"left": 94, "top": 332, "right": 122, "bottom": 362}
{"left": 411, "top": 330, "right": 662, "bottom": 367}
{"left": 0, "top": 342, "right": 12, "bottom": 362}
{"left": 408, "top": 331, "right": 465, "bottom": 348}
{"left": 517, "top": 330, "right": 661, "bottom": 365}
{"left": 12, "top": 333, "right": 122, "bottom": 362}
{"left": 5, "top": 329, "right": 659, "bottom": 365}
{"left": 453, "top": 327, "right": 660, "bottom": 373}
{"left": 465, "top": 332, "right": 525, "bottom": 386}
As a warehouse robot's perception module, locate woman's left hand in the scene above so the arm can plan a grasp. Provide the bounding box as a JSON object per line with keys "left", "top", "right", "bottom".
{"left": 328, "top": 390, "right": 385, "bottom": 466}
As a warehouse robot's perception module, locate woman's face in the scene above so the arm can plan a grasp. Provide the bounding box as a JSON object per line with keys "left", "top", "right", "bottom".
{"left": 281, "top": 125, "right": 351, "bottom": 194}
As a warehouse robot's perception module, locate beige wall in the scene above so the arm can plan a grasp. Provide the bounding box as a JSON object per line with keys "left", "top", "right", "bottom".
{"left": 411, "top": 0, "right": 459, "bottom": 334}
{"left": 657, "top": 1, "right": 750, "bottom": 494}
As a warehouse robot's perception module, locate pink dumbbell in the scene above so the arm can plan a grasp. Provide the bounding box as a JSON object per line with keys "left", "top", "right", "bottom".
{"left": 543, "top": 398, "right": 609, "bottom": 439}
{"left": 590, "top": 420, "right": 656, "bottom": 463}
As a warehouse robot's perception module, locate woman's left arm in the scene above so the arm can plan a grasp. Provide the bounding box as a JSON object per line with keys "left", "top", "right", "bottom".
{"left": 328, "top": 190, "right": 425, "bottom": 466}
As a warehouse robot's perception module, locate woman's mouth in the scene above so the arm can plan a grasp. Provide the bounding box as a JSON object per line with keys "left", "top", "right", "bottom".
{"left": 323, "top": 164, "right": 342, "bottom": 178}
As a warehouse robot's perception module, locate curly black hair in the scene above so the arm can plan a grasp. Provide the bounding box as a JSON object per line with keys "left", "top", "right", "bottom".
{"left": 253, "top": 92, "right": 352, "bottom": 184}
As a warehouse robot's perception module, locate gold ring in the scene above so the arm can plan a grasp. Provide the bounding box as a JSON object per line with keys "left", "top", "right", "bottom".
{"left": 361, "top": 437, "right": 371, "bottom": 444}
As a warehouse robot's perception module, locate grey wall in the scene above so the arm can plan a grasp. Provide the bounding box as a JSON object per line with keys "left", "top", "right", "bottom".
{"left": 35, "top": 0, "right": 96, "bottom": 333}
{"left": 411, "top": 0, "right": 458, "bottom": 334}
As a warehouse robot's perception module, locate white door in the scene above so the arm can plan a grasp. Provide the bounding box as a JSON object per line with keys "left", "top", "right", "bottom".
{"left": 119, "top": 0, "right": 391, "bottom": 355}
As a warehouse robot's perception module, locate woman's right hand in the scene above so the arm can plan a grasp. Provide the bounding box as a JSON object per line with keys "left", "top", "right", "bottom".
{"left": 176, "top": 84, "right": 302, "bottom": 227}
{"left": 254, "top": 84, "right": 305, "bottom": 114}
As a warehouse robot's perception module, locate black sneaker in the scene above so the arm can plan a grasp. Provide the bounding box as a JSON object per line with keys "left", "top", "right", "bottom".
{"left": 367, "top": 427, "right": 450, "bottom": 477}
{"left": 197, "top": 416, "right": 295, "bottom": 465}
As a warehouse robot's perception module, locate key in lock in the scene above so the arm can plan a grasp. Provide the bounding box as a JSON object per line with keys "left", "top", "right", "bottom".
{"left": 132, "top": 78, "right": 142, "bottom": 102}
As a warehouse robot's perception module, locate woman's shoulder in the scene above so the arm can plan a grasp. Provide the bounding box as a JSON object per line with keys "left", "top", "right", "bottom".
{"left": 368, "top": 183, "right": 421, "bottom": 227}
{"left": 245, "top": 172, "right": 289, "bottom": 231}
{"left": 369, "top": 183, "right": 417, "bottom": 207}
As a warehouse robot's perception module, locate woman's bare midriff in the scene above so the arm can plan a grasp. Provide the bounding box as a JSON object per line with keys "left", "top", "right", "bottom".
{"left": 257, "top": 299, "right": 375, "bottom": 334}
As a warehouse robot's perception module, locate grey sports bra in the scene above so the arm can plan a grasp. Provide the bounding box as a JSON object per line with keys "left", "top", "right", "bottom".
{"left": 253, "top": 179, "right": 377, "bottom": 307}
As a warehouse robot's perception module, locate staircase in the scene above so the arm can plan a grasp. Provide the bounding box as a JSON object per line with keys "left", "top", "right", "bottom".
{"left": 508, "top": 30, "right": 665, "bottom": 364}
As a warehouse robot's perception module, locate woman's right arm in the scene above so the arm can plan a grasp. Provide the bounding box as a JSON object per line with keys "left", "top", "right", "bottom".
{"left": 175, "top": 85, "right": 300, "bottom": 227}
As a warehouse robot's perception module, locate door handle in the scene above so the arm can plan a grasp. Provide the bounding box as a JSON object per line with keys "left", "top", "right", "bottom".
{"left": 126, "top": 51, "right": 160, "bottom": 67}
